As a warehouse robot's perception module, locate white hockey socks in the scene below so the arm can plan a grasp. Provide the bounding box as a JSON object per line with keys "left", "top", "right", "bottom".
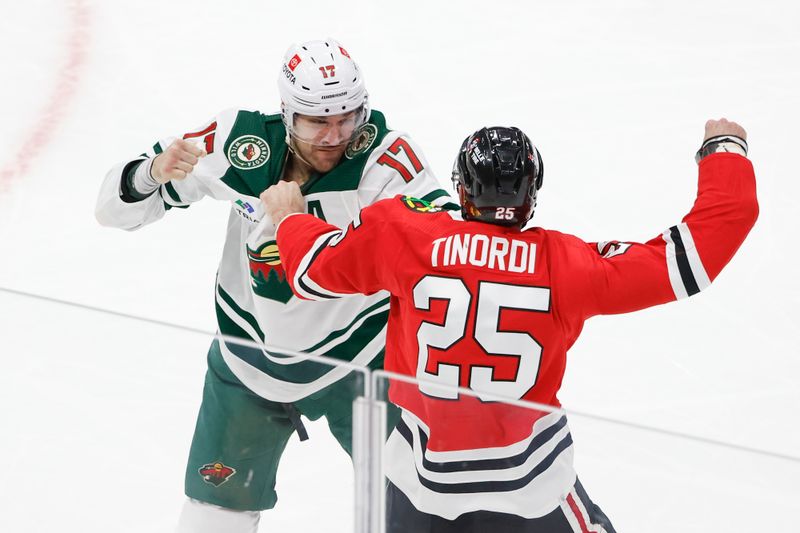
{"left": 176, "top": 498, "right": 260, "bottom": 533}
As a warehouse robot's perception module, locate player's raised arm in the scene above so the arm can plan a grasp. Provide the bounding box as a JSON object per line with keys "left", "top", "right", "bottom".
{"left": 559, "top": 118, "right": 758, "bottom": 318}
{"left": 150, "top": 138, "right": 207, "bottom": 183}
{"left": 262, "top": 181, "right": 394, "bottom": 300}
{"left": 95, "top": 112, "right": 234, "bottom": 231}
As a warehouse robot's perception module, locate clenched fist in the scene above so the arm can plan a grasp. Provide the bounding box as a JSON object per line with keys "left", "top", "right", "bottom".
{"left": 704, "top": 118, "right": 747, "bottom": 142}
{"left": 151, "top": 139, "right": 207, "bottom": 183}
{"left": 260, "top": 180, "right": 305, "bottom": 225}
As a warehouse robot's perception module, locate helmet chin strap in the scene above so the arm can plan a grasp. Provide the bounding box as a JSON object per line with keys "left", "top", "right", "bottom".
{"left": 286, "top": 133, "right": 351, "bottom": 175}
{"left": 286, "top": 135, "right": 316, "bottom": 174}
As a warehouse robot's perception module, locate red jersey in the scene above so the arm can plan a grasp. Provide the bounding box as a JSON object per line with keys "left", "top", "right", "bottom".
{"left": 277, "top": 153, "right": 758, "bottom": 519}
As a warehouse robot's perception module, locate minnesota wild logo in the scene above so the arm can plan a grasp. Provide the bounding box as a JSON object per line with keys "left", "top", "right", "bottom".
{"left": 198, "top": 462, "right": 236, "bottom": 487}
{"left": 247, "top": 241, "right": 294, "bottom": 303}
{"left": 345, "top": 123, "right": 378, "bottom": 159}
{"left": 228, "top": 135, "right": 270, "bottom": 170}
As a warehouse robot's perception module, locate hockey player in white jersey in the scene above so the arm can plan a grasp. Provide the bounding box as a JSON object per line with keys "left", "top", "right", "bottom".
{"left": 96, "top": 38, "right": 453, "bottom": 533}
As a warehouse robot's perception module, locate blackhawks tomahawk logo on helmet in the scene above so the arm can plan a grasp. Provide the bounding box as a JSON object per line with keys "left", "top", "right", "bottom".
{"left": 198, "top": 462, "right": 236, "bottom": 487}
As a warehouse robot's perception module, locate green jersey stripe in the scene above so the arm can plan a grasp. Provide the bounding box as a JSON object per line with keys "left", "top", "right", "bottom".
{"left": 305, "top": 297, "right": 390, "bottom": 352}
{"left": 164, "top": 182, "right": 184, "bottom": 204}
{"left": 420, "top": 189, "right": 451, "bottom": 203}
{"left": 216, "top": 302, "right": 388, "bottom": 384}
{"left": 217, "top": 285, "right": 265, "bottom": 341}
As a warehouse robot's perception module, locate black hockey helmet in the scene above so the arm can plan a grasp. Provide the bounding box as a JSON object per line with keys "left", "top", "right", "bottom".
{"left": 452, "top": 126, "right": 543, "bottom": 227}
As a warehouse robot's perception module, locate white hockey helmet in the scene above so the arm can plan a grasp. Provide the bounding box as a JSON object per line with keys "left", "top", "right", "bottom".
{"left": 278, "top": 39, "right": 370, "bottom": 145}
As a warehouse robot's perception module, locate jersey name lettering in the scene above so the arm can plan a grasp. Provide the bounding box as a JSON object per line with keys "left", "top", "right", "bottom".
{"left": 431, "top": 234, "right": 536, "bottom": 273}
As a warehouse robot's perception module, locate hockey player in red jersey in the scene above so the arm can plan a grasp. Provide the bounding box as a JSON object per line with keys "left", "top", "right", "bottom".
{"left": 263, "top": 119, "right": 757, "bottom": 532}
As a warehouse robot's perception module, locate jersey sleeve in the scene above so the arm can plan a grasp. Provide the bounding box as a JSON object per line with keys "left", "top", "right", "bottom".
{"left": 356, "top": 132, "right": 456, "bottom": 209}
{"left": 555, "top": 152, "right": 758, "bottom": 318}
{"left": 95, "top": 109, "right": 237, "bottom": 231}
{"left": 276, "top": 199, "right": 398, "bottom": 301}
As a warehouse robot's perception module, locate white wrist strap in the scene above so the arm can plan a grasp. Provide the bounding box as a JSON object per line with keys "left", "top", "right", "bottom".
{"left": 132, "top": 158, "right": 160, "bottom": 195}
{"left": 695, "top": 135, "right": 748, "bottom": 164}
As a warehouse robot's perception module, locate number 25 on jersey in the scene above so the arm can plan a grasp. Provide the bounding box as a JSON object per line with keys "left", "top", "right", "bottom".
{"left": 413, "top": 275, "right": 550, "bottom": 402}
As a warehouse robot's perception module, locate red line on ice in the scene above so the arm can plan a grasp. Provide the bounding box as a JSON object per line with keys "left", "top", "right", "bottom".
{"left": 0, "top": 0, "right": 90, "bottom": 189}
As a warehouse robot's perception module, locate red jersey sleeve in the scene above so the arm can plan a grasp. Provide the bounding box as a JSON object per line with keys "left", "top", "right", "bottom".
{"left": 276, "top": 198, "right": 398, "bottom": 300}
{"left": 554, "top": 152, "right": 758, "bottom": 318}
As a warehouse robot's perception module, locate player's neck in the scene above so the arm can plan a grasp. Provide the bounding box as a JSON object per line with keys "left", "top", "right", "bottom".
{"left": 284, "top": 153, "right": 313, "bottom": 186}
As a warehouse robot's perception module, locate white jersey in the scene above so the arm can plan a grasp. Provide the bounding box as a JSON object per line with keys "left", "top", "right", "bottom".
{"left": 96, "top": 108, "right": 453, "bottom": 402}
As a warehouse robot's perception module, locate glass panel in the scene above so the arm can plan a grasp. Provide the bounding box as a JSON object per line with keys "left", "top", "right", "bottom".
{"left": 371, "top": 370, "right": 800, "bottom": 533}
{"left": 4, "top": 287, "right": 799, "bottom": 533}
{"left": 0, "top": 290, "right": 365, "bottom": 533}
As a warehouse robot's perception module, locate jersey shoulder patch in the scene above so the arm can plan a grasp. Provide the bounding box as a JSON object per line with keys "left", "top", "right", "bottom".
{"left": 213, "top": 110, "right": 288, "bottom": 197}
{"left": 345, "top": 109, "right": 390, "bottom": 160}
{"left": 346, "top": 122, "right": 379, "bottom": 159}
{"left": 399, "top": 195, "right": 445, "bottom": 213}
{"left": 596, "top": 240, "right": 632, "bottom": 258}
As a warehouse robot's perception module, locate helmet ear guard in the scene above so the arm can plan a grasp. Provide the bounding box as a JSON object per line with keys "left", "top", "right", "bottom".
{"left": 534, "top": 148, "right": 544, "bottom": 191}
{"left": 453, "top": 126, "right": 544, "bottom": 227}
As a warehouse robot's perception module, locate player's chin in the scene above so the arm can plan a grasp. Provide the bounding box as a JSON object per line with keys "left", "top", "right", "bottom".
{"left": 311, "top": 148, "right": 346, "bottom": 172}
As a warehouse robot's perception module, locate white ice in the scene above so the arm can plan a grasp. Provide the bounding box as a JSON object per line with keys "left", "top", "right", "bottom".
{"left": 1, "top": 1, "right": 798, "bottom": 532}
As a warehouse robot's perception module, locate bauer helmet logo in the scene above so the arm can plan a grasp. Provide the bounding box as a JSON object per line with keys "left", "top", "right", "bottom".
{"left": 198, "top": 462, "right": 236, "bottom": 487}
{"left": 339, "top": 46, "right": 350, "bottom": 58}
{"left": 321, "top": 90, "right": 347, "bottom": 100}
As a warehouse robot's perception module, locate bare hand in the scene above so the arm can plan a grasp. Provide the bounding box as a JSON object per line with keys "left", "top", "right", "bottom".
{"left": 704, "top": 118, "right": 747, "bottom": 142}
{"left": 151, "top": 139, "right": 207, "bottom": 183}
{"left": 261, "top": 181, "right": 305, "bottom": 224}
